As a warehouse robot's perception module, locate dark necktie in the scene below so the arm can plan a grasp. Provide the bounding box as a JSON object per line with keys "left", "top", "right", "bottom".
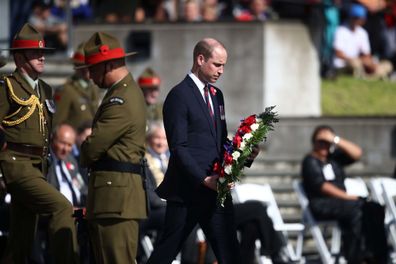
{"left": 204, "top": 85, "right": 214, "bottom": 120}
{"left": 58, "top": 160, "right": 78, "bottom": 206}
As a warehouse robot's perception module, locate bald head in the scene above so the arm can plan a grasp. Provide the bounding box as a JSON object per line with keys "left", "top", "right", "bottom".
{"left": 52, "top": 124, "right": 76, "bottom": 160}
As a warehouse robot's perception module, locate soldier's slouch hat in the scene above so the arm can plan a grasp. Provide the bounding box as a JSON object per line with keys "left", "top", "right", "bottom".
{"left": 1, "top": 23, "right": 54, "bottom": 51}
{"left": 76, "top": 32, "right": 136, "bottom": 69}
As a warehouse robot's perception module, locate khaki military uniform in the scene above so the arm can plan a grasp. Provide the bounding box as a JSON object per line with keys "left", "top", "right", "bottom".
{"left": 0, "top": 71, "right": 78, "bottom": 263}
{"left": 81, "top": 73, "right": 147, "bottom": 264}
{"left": 146, "top": 102, "right": 163, "bottom": 122}
{"left": 53, "top": 75, "right": 100, "bottom": 129}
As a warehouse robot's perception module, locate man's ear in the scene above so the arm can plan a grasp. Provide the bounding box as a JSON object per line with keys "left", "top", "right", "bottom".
{"left": 197, "top": 54, "right": 205, "bottom": 66}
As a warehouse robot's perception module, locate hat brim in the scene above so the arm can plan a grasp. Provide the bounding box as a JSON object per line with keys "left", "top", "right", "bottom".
{"left": 75, "top": 51, "right": 137, "bottom": 70}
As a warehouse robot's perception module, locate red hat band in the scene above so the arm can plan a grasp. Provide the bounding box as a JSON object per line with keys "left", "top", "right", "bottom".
{"left": 86, "top": 45, "right": 125, "bottom": 65}
{"left": 139, "top": 77, "right": 161, "bottom": 87}
{"left": 12, "top": 39, "right": 45, "bottom": 49}
{"left": 73, "top": 52, "right": 85, "bottom": 64}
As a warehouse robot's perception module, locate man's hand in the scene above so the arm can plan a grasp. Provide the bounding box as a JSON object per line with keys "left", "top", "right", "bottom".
{"left": 203, "top": 175, "right": 219, "bottom": 191}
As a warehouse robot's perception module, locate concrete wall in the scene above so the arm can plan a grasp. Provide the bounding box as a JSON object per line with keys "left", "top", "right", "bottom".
{"left": 261, "top": 117, "right": 396, "bottom": 174}
{"left": 0, "top": 0, "right": 10, "bottom": 51}
{"left": 73, "top": 22, "right": 321, "bottom": 122}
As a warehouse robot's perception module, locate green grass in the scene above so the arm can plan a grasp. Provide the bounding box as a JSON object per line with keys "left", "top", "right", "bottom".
{"left": 322, "top": 75, "right": 396, "bottom": 116}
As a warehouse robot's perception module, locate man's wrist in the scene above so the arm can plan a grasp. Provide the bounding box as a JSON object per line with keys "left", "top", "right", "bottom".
{"left": 333, "top": 135, "right": 340, "bottom": 145}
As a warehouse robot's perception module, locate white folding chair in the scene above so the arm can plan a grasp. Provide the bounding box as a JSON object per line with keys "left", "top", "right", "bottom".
{"left": 293, "top": 178, "right": 369, "bottom": 264}
{"left": 232, "top": 183, "right": 305, "bottom": 263}
{"left": 368, "top": 177, "right": 396, "bottom": 251}
{"left": 293, "top": 180, "right": 342, "bottom": 264}
{"left": 344, "top": 177, "right": 369, "bottom": 198}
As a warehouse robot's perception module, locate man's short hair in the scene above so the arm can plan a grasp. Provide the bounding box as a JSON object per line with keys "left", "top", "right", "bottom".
{"left": 193, "top": 39, "right": 226, "bottom": 61}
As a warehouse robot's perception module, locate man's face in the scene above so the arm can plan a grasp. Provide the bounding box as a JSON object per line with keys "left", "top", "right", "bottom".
{"left": 76, "top": 67, "right": 90, "bottom": 81}
{"left": 23, "top": 50, "right": 45, "bottom": 74}
{"left": 198, "top": 46, "right": 227, "bottom": 83}
{"left": 143, "top": 87, "right": 160, "bottom": 105}
{"left": 148, "top": 128, "right": 168, "bottom": 155}
{"left": 52, "top": 127, "right": 76, "bottom": 160}
{"left": 88, "top": 63, "right": 105, "bottom": 87}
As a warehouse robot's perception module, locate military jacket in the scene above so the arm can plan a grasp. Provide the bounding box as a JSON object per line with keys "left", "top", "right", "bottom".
{"left": 53, "top": 75, "right": 100, "bottom": 129}
{"left": 81, "top": 73, "right": 147, "bottom": 220}
{"left": 146, "top": 102, "right": 163, "bottom": 122}
{"left": 0, "top": 70, "right": 53, "bottom": 183}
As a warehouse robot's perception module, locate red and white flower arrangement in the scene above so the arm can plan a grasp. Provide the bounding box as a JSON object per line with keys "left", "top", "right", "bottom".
{"left": 213, "top": 106, "right": 278, "bottom": 206}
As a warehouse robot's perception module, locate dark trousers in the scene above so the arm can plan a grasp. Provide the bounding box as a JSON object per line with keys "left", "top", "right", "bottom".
{"left": 146, "top": 199, "right": 241, "bottom": 264}
{"left": 310, "top": 198, "right": 388, "bottom": 264}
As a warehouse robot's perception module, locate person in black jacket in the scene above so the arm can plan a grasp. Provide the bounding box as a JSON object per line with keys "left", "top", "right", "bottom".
{"left": 302, "top": 125, "right": 388, "bottom": 264}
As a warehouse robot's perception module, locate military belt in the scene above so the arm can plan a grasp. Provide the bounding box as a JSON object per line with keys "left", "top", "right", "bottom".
{"left": 91, "top": 158, "right": 141, "bottom": 174}
{"left": 7, "top": 142, "right": 48, "bottom": 157}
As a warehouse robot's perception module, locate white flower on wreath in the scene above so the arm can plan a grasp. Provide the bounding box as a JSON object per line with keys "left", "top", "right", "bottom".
{"left": 250, "top": 123, "right": 259, "bottom": 131}
{"left": 232, "top": 151, "right": 240, "bottom": 160}
{"left": 219, "top": 177, "right": 226, "bottom": 183}
{"left": 224, "top": 164, "right": 232, "bottom": 174}
{"left": 256, "top": 118, "right": 262, "bottom": 123}
{"left": 243, "top": 133, "right": 252, "bottom": 141}
{"left": 239, "top": 141, "right": 246, "bottom": 150}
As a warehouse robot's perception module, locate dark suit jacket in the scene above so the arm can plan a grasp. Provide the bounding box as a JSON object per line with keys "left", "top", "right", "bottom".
{"left": 156, "top": 75, "right": 227, "bottom": 204}
{"left": 47, "top": 153, "right": 87, "bottom": 206}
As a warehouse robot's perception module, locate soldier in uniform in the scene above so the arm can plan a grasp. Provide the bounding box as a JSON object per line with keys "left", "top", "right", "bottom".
{"left": 53, "top": 42, "right": 101, "bottom": 129}
{"left": 0, "top": 24, "right": 79, "bottom": 263}
{"left": 138, "top": 67, "right": 163, "bottom": 122}
{"left": 79, "top": 32, "right": 147, "bottom": 263}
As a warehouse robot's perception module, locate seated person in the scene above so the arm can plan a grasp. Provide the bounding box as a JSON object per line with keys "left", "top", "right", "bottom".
{"left": 302, "top": 125, "right": 388, "bottom": 264}
{"left": 137, "top": 122, "right": 168, "bottom": 263}
{"left": 333, "top": 3, "right": 392, "bottom": 79}
{"left": 48, "top": 123, "right": 86, "bottom": 207}
{"left": 30, "top": 124, "right": 87, "bottom": 263}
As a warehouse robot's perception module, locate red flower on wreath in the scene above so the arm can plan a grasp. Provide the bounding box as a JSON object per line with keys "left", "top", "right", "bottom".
{"left": 224, "top": 152, "right": 233, "bottom": 164}
{"left": 233, "top": 134, "right": 242, "bottom": 148}
{"left": 238, "top": 125, "right": 252, "bottom": 135}
{"left": 242, "top": 115, "right": 256, "bottom": 126}
{"left": 213, "top": 161, "right": 225, "bottom": 178}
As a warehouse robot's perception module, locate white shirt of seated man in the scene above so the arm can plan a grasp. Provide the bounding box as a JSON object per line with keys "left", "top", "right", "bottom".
{"left": 55, "top": 159, "right": 82, "bottom": 205}
{"left": 333, "top": 25, "right": 371, "bottom": 69}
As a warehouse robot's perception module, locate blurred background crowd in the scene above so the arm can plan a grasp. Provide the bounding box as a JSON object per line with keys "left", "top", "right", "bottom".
{"left": 8, "top": 0, "right": 396, "bottom": 81}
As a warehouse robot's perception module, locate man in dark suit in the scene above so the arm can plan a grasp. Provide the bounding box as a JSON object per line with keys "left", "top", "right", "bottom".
{"left": 147, "top": 38, "right": 257, "bottom": 264}
{"left": 47, "top": 123, "right": 86, "bottom": 207}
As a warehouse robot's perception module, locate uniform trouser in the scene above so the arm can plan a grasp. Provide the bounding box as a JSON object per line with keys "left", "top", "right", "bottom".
{"left": 1, "top": 175, "right": 79, "bottom": 264}
{"left": 88, "top": 218, "right": 139, "bottom": 264}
